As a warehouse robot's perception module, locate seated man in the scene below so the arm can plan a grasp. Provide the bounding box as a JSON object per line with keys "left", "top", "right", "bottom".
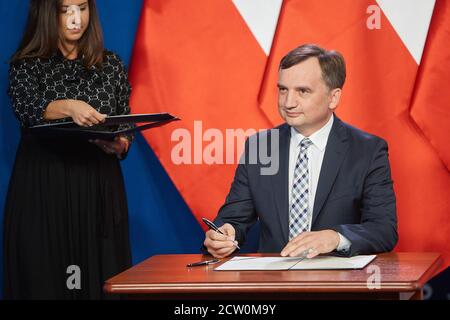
{"left": 204, "top": 44, "right": 398, "bottom": 259}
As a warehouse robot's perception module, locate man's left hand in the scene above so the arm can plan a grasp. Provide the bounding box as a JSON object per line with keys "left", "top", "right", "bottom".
{"left": 280, "top": 230, "right": 340, "bottom": 258}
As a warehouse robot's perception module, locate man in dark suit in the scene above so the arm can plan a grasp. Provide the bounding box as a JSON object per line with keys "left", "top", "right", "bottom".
{"left": 204, "top": 44, "right": 398, "bottom": 259}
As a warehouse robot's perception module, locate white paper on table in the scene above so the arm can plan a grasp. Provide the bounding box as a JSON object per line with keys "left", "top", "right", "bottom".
{"left": 290, "top": 255, "right": 376, "bottom": 270}
{"left": 214, "top": 255, "right": 376, "bottom": 271}
{"left": 214, "top": 256, "right": 303, "bottom": 271}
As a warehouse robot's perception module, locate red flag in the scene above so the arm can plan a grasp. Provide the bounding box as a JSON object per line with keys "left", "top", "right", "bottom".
{"left": 410, "top": 0, "right": 450, "bottom": 171}
{"left": 409, "top": 0, "right": 450, "bottom": 267}
{"left": 129, "top": 0, "right": 270, "bottom": 227}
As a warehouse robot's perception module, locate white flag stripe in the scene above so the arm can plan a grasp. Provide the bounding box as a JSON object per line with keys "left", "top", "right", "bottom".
{"left": 232, "top": 0, "right": 283, "bottom": 56}
{"left": 377, "top": 0, "right": 435, "bottom": 64}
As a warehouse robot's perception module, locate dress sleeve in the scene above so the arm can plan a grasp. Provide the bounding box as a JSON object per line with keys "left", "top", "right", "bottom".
{"left": 113, "top": 54, "right": 134, "bottom": 159}
{"left": 8, "top": 59, "right": 51, "bottom": 127}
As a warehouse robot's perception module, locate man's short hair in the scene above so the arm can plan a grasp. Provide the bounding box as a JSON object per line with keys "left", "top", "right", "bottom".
{"left": 279, "top": 44, "right": 346, "bottom": 89}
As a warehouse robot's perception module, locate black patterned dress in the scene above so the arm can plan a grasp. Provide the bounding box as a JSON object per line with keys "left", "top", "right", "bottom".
{"left": 4, "top": 51, "right": 133, "bottom": 299}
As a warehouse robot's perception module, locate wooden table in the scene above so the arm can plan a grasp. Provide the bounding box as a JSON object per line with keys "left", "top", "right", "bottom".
{"left": 104, "top": 252, "right": 442, "bottom": 300}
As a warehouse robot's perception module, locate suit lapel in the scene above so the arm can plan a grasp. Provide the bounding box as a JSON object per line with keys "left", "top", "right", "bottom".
{"left": 272, "top": 124, "right": 291, "bottom": 244}
{"left": 311, "top": 116, "right": 349, "bottom": 226}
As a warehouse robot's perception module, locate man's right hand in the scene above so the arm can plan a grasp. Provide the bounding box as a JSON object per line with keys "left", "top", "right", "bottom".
{"left": 203, "top": 223, "right": 238, "bottom": 258}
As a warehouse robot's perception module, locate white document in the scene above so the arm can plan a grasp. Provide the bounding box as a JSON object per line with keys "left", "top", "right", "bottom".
{"left": 214, "top": 256, "right": 304, "bottom": 271}
{"left": 290, "top": 255, "right": 376, "bottom": 270}
{"left": 214, "top": 255, "right": 376, "bottom": 271}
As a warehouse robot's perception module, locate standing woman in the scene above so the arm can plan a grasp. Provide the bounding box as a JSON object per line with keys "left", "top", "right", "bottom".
{"left": 4, "top": 0, "right": 132, "bottom": 299}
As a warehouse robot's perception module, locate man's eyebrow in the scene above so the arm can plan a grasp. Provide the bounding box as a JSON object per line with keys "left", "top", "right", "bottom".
{"left": 276, "top": 84, "right": 312, "bottom": 91}
{"left": 294, "top": 86, "right": 312, "bottom": 91}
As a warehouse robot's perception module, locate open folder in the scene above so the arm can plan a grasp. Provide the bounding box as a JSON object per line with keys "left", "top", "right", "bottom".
{"left": 214, "top": 255, "right": 377, "bottom": 271}
{"left": 29, "top": 113, "right": 179, "bottom": 140}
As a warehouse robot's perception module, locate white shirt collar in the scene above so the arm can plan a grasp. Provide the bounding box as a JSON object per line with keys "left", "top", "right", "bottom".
{"left": 290, "top": 114, "right": 334, "bottom": 152}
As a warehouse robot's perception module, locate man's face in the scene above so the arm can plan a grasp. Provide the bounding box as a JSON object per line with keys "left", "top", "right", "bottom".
{"left": 277, "top": 57, "right": 340, "bottom": 136}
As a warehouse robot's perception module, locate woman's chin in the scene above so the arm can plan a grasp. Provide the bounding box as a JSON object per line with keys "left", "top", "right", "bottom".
{"left": 64, "top": 32, "right": 84, "bottom": 42}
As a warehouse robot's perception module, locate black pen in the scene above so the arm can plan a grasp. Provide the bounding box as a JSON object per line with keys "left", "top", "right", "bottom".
{"left": 202, "top": 217, "right": 241, "bottom": 250}
{"left": 186, "top": 259, "right": 220, "bottom": 267}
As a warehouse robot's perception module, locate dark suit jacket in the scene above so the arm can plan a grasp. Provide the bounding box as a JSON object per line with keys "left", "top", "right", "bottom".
{"left": 214, "top": 115, "right": 398, "bottom": 256}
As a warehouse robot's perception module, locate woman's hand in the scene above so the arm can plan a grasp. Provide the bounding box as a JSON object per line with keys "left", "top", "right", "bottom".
{"left": 90, "top": 136, "right": 130, "bottom": 156}
{"left": 44, "top": 99, "right": 107, "bottom": 127}
{"left": 66, "top": 100, "right": 107, "bottom": 127}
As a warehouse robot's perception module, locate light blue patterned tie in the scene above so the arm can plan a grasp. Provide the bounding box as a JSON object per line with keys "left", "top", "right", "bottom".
{"left": 289, "top": 138, "right": 313, "bottom": 240}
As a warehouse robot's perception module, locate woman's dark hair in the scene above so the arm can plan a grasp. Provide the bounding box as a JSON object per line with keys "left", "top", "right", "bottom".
{"left": 11, "top": 0, "right": 104, "bottom": 68}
